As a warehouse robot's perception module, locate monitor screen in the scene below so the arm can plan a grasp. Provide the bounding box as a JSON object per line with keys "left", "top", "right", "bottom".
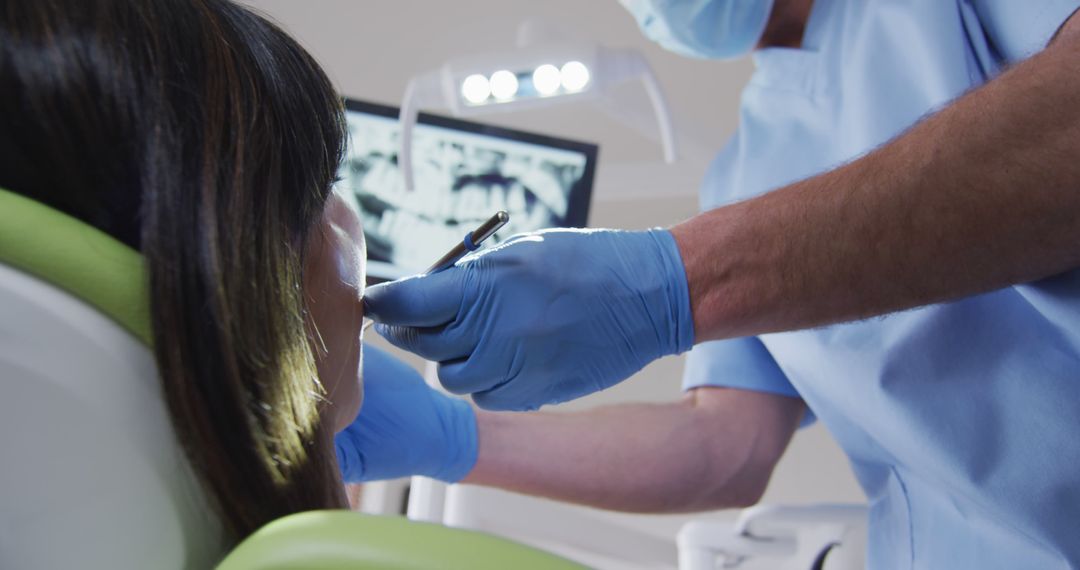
{"left": 335, "top": 98, "right": 597, "bottom": 282}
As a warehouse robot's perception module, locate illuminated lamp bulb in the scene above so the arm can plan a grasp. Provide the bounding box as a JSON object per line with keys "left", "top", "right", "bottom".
{"left": 531, "top": 64, "right": 561, "bottom": 95}
{"left": 560, "top": 61, "right": 590, "bottom": 92}
{"left": 489, "top": 70, "right": 519, "bottom": 100}
{"left": 461, "top": 74, "right": 491, "bottom": 104}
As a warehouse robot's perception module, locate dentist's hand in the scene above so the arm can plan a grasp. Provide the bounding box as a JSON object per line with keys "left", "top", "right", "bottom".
{"left": 364, "top": 228, "right": 695, "bottom": 411}
{"left": 335, "top": 344, "right": 477, "bottom": 483}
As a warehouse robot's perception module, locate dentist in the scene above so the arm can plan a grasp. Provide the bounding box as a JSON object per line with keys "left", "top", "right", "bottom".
{"left": 347, "top": 1, "right": 1080, "bottom": 567}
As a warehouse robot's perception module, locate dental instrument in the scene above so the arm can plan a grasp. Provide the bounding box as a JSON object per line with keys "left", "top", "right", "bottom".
{"left": 425, "top": 210, "right": 509, "bottom": 274}
{"left": 362, "top": 211, "right": 509, "bottom": 332}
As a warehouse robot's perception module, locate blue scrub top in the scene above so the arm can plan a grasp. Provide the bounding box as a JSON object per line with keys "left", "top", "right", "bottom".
{"left": 682, "top": 0, "right": 1080, "bottom": 567}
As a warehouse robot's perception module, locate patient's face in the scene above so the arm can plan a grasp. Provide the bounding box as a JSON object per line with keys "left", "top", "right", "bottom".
{"left": 304, "top": 190, "right": 366, "bottom": 432}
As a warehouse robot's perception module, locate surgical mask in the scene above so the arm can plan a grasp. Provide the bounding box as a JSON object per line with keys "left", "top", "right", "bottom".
{"left": 619, "top": 0, "right": 776, "bottom": 60}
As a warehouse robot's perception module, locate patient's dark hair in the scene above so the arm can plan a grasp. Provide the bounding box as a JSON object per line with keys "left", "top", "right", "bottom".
{"left": 0, "top": 0, "right": 348, "bottom": 542}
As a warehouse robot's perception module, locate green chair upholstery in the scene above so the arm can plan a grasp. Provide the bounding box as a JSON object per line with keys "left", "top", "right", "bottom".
{"left": 0, "top": 188, "right": 150, "bottom": 345}
{"left": 0, "top": 187, "right": 586, "bottom": 570}
{"left": 218, "top": 510, "right": 587, "bottom": 570}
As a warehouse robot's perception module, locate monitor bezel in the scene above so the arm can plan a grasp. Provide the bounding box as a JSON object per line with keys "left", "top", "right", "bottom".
{"left": 341, "top": 97, "right": 597, "bottom": 229}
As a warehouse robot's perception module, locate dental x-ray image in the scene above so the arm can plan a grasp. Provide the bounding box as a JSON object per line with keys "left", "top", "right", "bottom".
{"left": 336, "top": 99, "right": 596, "bottom": 282}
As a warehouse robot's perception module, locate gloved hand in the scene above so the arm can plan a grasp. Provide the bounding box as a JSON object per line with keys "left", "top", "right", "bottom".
{"left": 335, "top": 344, "right": 477, "bottom": 483}
{"left": 364, "top": 228, "right": 695, "bottom": 411}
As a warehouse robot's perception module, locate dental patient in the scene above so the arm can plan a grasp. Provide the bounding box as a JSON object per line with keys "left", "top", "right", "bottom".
{"left": 1, "top": 0, "right": 367, "bottom": 546}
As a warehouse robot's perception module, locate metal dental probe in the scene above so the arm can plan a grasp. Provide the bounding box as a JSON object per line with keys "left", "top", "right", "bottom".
{"left": 361, "top": 210, "right": 510, "bottom": 332}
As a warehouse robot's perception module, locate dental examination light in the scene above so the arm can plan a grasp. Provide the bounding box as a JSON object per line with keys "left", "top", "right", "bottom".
{"left": 398, "top": 32, "right": 676, "bottom": 191}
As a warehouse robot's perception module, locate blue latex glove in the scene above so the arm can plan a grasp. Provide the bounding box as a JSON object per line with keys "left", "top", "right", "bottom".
{"left": 364, "top": 228, "right": 695, "bottom": 411}
{"left": 335, "top": 344, "right": 477, "bottom": 483}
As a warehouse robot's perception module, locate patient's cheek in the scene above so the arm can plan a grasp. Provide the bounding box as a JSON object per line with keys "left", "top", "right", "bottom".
{"left": 304, "top": 205, "right": 365, "bottom": 431}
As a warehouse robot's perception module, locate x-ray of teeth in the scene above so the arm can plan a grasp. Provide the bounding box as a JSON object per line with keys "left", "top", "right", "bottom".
{"left": 336, "top": 102, "right": 596, "bottom": 281}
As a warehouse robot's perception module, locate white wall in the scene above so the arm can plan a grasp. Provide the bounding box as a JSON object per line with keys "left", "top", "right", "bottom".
{"left": 243, "top": 0, "right": 864, "bottom": 565}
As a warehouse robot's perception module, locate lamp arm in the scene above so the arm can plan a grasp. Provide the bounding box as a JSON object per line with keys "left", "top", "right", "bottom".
{"left": 398, "top": 71, "right": 445, "bottom": 192}
{"left": 640, "top": 65, "right": 678, "bottom": 163}
{"left": 595, "top": 47, "right": 678, "bottom": 164}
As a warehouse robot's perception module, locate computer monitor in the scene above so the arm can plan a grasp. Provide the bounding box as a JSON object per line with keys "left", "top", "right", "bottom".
{"left": 335, "top": 98, "right": 597, "bottom": 282}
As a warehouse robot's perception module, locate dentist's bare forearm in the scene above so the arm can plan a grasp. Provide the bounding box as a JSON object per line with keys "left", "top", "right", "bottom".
{"left": 463, "top": 404, "right": 735, "bottom": 513}
{"left": 461, "top": 388, "right": 803, "bottom": 513}
{"left": 674, "top": 15, "right": 1080, "bottom": 341}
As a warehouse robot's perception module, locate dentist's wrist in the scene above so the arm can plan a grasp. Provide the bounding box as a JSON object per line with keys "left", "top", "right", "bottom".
{"left": 457, "top": 409, "right": 504, "bottom": 487}
{"left": 429, "top": 397, "right": 479, "bottom": 483}
{"left": 670, "top": 210, "right": 746, "bottom": 343}
{"left": 645, "top": 228, "right": 695, "bottom": 354}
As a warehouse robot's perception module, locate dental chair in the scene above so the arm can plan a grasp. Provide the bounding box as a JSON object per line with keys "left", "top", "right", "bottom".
{"left": 403, "top": 476, "right": 867, "bottom": 570}
{"left": 677, "top": 504, "right": 868, "bottom": 570}
{"left": 0, "top": 188, "right": 583, "bottom": 570}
